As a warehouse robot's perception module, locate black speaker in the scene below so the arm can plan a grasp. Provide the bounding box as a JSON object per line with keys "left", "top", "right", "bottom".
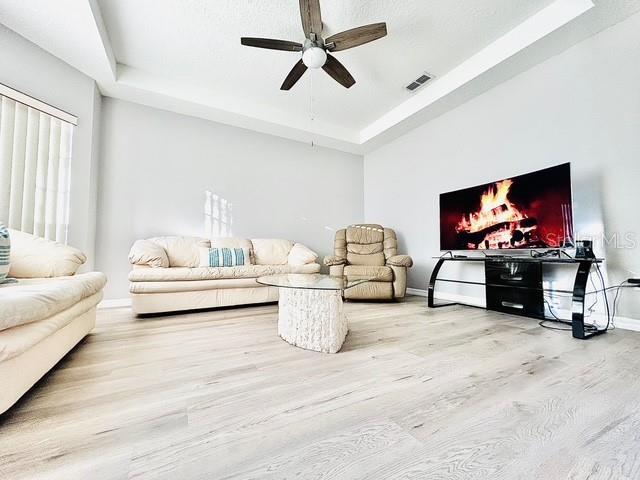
{"left": 575, "top": 240, "right": 595, "bottom": 259}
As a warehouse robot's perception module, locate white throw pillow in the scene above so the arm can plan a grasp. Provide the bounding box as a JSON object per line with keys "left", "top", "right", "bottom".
{"left": 288, "top": 243, "right": 318, "bottom": 266}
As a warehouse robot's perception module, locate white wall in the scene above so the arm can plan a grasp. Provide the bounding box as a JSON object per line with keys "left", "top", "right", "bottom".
{"left": 0, "top": 24, "right": 101, "bottom": 267}
{"left": 364, "top": 12, "right": 640, "bottom": 319}
{"left": 96, "top": 98, "right": 364, "bottom": 299}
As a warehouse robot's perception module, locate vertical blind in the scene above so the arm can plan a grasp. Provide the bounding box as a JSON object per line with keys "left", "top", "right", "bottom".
{"left": 0, "top": 95, "right": 74, "bottom": 243}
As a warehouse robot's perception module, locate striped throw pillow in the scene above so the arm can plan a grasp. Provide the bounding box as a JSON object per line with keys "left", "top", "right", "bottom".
{"left": 0, "top": 223, "right": 10, "bottom": 283}
{"left": 199, "top": 247, "right": 251, "bottom": 267}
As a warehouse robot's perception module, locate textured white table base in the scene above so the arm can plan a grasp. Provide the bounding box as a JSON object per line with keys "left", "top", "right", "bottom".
{"left": 277, "top": 288, "right": 348, "bottom": 354}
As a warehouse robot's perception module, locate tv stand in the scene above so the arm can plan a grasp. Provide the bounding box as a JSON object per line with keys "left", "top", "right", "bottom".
{"left": 427, "top": 255, "right": 605, "bottom": 339}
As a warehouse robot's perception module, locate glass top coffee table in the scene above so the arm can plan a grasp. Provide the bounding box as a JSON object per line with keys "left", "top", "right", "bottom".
{"left": 257, "top": 274, "right": 371, "bottom": 354}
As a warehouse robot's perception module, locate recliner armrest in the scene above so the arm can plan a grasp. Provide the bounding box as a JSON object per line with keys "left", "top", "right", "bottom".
{"left": 386, "top": 255, "right": 413, "bottom": 268}
{"left": 323, "top": 255, "right": 347, "bottom": 267}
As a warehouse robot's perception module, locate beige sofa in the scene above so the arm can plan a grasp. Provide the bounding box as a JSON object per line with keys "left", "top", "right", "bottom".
{"left": 0, "top": 230, "right": 107, "bottom": 414}
{"left": 128, "top": 236, "right": 321, "bottom": 314}
{"left": 324, "top": 224, "right": 413, "bottom": 300}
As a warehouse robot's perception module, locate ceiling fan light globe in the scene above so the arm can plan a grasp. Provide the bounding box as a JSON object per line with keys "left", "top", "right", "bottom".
{"left": 302, "top": 47, "right": 327, "bottom": 69}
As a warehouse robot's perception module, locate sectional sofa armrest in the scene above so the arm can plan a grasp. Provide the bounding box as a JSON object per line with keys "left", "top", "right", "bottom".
{"left": 386, "top": 255, "right": 413, "bottom": 268}
{"left": 128, "top": 240, "right": 169, "bottom": 268}
{"left": 324, "top": 255, "right": 347, "bottom": 267}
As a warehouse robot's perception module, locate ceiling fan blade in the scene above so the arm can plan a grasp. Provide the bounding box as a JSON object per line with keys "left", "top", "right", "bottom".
{"left": 299, "top": 0, "right": 323, "bottom": 36}
{"left": 322, "top": 54, "right": 355, "bottom": 89}
{"left": 281, "top": 59, "right": 308, "bottom": 90}
{"left": 325, "top": 22, "right": 387, "bottom": 52}
{"left": 241, "top": 37, "right": 303, "bottom": 52}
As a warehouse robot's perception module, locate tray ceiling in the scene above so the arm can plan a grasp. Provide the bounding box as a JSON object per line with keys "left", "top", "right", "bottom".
{"left": 1, "top": 0, "right": 638, "bottom": 153}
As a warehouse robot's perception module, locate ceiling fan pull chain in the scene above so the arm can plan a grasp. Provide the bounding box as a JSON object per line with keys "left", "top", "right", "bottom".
{"left": 310, "top": 70, "right": 315, "bottom": 148}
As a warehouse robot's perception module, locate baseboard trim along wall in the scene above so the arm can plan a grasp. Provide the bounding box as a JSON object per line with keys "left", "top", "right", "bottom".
{"left": 98, "top": 298, "right": 132, "bottom": 309}
{"left": 406, "top": 288, "right": 640, "bottom": 333}
{"left": 101, "top": 290, "right": 640, "bottom": 333}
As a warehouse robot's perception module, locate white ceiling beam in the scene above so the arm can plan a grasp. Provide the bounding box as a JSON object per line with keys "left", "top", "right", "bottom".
{"left": 98, "top": 64, "right": 363, "bottom": 152}
{"left": 359, "top": 0, "right": 595, "bottom": 145}
{"left": 86, "top": 0, "right": 117, "bottom": 81}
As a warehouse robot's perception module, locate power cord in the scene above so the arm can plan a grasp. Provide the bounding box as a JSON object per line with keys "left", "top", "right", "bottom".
{"left": 594, "top": 262, "right": 611, "bottom": 331}
{"left": 586, "top": 273, "right": 599, "bottom": 317}
{"left": 611, "top": 280, "right": 631, "bottom": 327}
{"left": 539, "top": 300, "right": 572, "bottom": 331}
{"left": 541, "top": 277, "right": 635, "bottom": 334}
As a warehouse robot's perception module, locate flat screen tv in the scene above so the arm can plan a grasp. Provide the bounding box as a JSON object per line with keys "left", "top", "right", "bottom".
{"left": 439, "top": 163, "right": 574, "bottom": 251}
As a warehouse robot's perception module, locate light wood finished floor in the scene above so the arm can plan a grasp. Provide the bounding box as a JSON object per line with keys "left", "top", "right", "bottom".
{"left": 1, "top": 297, "right": 640, "bottom": 479}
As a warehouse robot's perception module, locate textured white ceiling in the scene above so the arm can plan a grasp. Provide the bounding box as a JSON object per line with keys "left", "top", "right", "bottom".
{"left": 0, "top": 0, "right": 114, "bottom": 81}
{"left": 1, "top": 0, "right": 638, "bottom": 152}
{"left": 97, "top": 0, "right": 555, "bottom": 131}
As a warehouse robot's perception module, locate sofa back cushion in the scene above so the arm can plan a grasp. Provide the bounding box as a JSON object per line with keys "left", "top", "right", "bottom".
{"left": 149, "top": 236, "right": 210, "bottom": 267}
{"left": 251, "top": 239, "right": 293, "bottom": 265}
{"left": 344, "top": 224, "right": 386, "bottom": 266}
{"left": 210, "top": 237, "right": 253, "bottom": 250}
{"left": 8, "top": 228, "right": 86, "bottom": 278}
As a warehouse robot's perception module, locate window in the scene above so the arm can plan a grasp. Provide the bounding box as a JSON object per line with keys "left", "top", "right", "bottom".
{"left": 0, "top": 85, "right": 76, "bottom": 243}
{"left": 204, "top": 190, "right": 233, "bottom": 237}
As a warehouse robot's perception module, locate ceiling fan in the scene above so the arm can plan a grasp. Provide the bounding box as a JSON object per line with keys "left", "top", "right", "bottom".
{"left": 241, "top": 0, "right": 387, "bottom": 90}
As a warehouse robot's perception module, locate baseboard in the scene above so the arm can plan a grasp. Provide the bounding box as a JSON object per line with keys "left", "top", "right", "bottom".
{"left": 406, "top": 288, "right": 428, "bottom": 297}
{"left": 611, "top": 316, "right": 640, "bottom": 332}
{"left": 98, "top": 298, "right": 132, "bottom": 309}
{"left": 407, "top": 288, "right": 486, "bottom": 308}
{"left": 406, "top": 289, "right": 640, "bottom": 332}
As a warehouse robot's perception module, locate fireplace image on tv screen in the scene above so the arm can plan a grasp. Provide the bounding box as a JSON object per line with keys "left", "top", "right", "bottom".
{"left": 440, "top": 163, "right": 574, "bottom": 251}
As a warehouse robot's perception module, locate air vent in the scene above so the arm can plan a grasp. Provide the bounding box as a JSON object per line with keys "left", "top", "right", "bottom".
{"left": 406, "top": 72, "right": 434, "bottom": 92}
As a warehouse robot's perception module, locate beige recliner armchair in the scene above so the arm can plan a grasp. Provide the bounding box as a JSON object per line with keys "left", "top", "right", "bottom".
{"left": 324, "top": 224, "right": 413, "bottom": 300}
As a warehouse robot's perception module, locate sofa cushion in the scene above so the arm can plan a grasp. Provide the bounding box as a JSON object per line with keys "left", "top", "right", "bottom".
{"left": 130, "top": 277, "right": 263, "bottom": 294}
{"left": 128, "top": 239, "right": 169, "bottom": 268}
{"left": 251, "top": 239, "right": 293, "bottom": 265}
{"left": 149, "top": 236, "right": 210, "bottom": 267}
{"left": 199, "top": 247, "right": 251, "bottom": 267}
{"left": 0, "top": 272, "right": 107, "bottom": 331}
{"left": 344, "top": 265, "right": 393, "bottom": 282}
{"left": 345, "top": 281, "right": 393, "bottom": 300}
{"left": 287, "top": 243, "right": 318, "bottom": 266}
{"left": 129, "top": 263, "right": 320, "bottom": 283}
{"left": 8, "top": 229, "right": 86, "bottom": 278}
{"left": 0, "top": 291, "right": 102, "bottom": 362}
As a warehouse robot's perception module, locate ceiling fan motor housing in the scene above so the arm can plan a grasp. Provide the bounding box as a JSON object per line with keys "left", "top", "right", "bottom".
{"left": 302, "top": 38, "right": 327, "bottom": 68}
